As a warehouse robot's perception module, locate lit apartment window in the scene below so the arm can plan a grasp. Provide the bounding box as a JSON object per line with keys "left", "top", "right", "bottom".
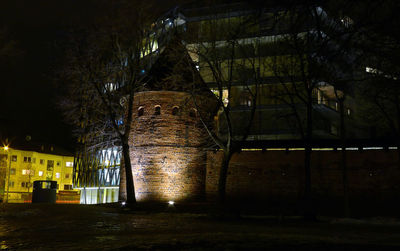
{"left": 66, "top": 162, "right": 73, "bottom": 167}
{"left": 11, "top": 155, "right": 17, "bottom": 162}
{"left": 55, "top": 173, "right": 60, "bottom": 179}
{"left": 23, "top": 157, "right": 31, "bottom": 163}
{"left": 38, "top": 171, "right": 44, "bottom": 177}
{"left": 10, "top": 168, "right": 16, "bottom": 175}
{"left": 366, "top": 67, "right": 378, "bottom": 74}
{"left": 40, "top": 159, "right": 44, "bottom": 165}
{"left": 22, "top": 169, "right": 34, "bottom": 175}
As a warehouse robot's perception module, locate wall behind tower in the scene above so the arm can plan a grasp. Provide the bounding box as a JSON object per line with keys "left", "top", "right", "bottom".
{"left": 206, "top": 149, "right": 400, "bottom": 215}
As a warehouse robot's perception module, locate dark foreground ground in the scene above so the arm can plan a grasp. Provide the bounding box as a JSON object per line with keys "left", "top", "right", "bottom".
{"left": 1, "top": 203, "right": 400, "bottom": 250}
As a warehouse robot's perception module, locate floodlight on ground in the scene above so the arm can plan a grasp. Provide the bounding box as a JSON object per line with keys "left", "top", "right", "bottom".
{"left": 168, "top": 201, "right": 175, "bottom": 206}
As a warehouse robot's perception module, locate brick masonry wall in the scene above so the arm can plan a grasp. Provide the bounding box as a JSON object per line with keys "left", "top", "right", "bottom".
{"left": 129, "top": 91, "right": 212, "bottom": 202}
{"left": 206, "top": 150, "right": 400, "bottom": 203}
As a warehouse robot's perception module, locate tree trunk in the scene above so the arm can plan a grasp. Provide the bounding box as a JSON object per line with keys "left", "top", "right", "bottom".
{"left": 339, "top": 98, "right": 349, "bottom": 217}
{"left": 395, "top": 97, "right": 400, "bottom": 169}
{"left": 218, "top": 150, "right": 233, "bottom": 204}
{"left": 396, "top": 117, "right": 400, "bottom": 169}
{"left": 121, "top": 142, "right": 136, "bottom": 205}
{"left": 118, "top": 157, "right": 127, "bottom": 202}
{"left": 397, "top": 140, "right": 400, "bottom": 169}
{"left": 303, "top": 91, "right": 315, "bottom": 220}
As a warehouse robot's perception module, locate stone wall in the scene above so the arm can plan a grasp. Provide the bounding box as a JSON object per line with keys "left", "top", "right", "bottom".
{"left": 206, "top": 149, "right": 400, "bottom": 213}
{"left": 129, "top": 91, "right": 213, "bottom": 202}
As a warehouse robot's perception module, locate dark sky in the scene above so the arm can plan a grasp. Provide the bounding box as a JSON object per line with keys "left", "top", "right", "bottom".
{"left": 0, "top": 0, "right": 189, "bottom": 151}
{"left": 0, "top": 0, "right": 187, "bottom": 150}
{"left": 0, "top": 1, "right": 154, "bottom": 150}
{"left": 0, "top": 0, "right": 106, "bottom": 150}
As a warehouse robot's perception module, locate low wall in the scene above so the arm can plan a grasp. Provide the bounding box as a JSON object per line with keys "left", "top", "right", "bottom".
{"left": 206, "top": 149, "right": 400, "bottom": 215}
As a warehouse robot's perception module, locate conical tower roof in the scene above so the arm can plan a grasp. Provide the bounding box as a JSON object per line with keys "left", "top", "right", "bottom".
{"left": 143, "top": 36, "right": 209, "bottom": 94}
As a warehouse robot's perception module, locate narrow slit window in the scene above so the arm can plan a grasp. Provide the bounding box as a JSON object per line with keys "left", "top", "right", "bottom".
{"left": 138, "top": 107, "right": 144, "bottom": 117}
{"left": 154, "top": 106, "right": 161, "bottom": 115}
{"left": 189, "top": 109, "right": 197, "bottom": 118}
{"left": 172, "top": 106, "right": 179, "bottom": 116}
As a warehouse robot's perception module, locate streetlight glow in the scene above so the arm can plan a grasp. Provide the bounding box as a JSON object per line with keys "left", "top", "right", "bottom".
{"left": 3, "top": 146, "right": 9, "bottom": 151}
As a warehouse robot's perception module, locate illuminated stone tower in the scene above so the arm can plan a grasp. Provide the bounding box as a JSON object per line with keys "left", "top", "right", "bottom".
{"left": 128, "top": 40, "right": 216, "bottom": 202}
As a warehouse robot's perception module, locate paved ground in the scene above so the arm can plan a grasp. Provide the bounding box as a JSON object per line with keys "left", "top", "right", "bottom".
{"left": 1, "top": 203, "right": 400, "bottom": 250}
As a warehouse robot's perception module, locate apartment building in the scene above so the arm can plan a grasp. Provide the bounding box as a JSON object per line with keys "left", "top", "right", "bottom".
{"left": 0, "top": 145, "right": 78, "bottom": 203}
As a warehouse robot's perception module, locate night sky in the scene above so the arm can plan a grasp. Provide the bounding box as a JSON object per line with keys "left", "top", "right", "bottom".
{"left": 0, "top": 0, "right": 184, "bottom": 150}
{"left": 0, "top": 0, "right": 102, "bottom": 150}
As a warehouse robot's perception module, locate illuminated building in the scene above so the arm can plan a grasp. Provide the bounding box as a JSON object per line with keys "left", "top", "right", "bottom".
{"left": 73, "top": 146, "right": 121, "bottom": 204}
{"left": 0, "top": 144, "right": 77, "bottom": 203}
{"left": 180, "top": 3, "right": 364, "bottom": 141}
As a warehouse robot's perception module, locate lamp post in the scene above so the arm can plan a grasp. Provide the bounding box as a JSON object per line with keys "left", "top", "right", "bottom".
{"left": 3, "top": 145, "right": 11, "bottom": 203}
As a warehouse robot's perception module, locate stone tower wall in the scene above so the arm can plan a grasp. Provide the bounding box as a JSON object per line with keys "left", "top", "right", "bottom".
{"left": 129, "top": 91, "right": 213, "bottom": 202}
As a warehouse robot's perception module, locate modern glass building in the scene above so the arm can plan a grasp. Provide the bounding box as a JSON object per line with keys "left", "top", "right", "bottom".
{"left": 73, "top": 145, "right": 121, "bottom": 204}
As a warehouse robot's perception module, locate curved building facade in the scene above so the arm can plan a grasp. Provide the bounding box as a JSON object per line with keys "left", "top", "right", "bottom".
{"left": 129, "top": 91, "right": 214, "bottom": 202}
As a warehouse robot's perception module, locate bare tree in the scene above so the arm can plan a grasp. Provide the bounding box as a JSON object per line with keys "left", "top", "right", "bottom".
{"left": 357, "top": 77, "right": 400, "bottom": 159}
{"left": 263, "top": 3, "right": 359, "bottom": 219}
{"left": 352, "top": 0, "right": 400, "bottom": 163}
{"left": 60, "top": 1, "right": 158, "bottom": 206}
{"left": 183, "top": 5, "right": 266, "bottom": 205}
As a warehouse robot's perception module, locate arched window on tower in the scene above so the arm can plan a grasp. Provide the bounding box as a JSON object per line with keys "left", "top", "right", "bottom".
{"left": 154, "top": 105, "right": 161, "bottom": 115}
{"left": 172, "top": 106, "right": 180, "bottom": 116}
{"left": 189, "top": 108, "right": 197, "bottom": 118}
{"left": 138, "top": 107, "right": 144, "bottom": 117}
